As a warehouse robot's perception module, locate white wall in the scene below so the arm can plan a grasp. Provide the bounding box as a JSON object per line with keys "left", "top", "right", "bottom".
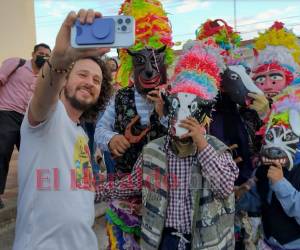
{"left": 0, "top": 0, "right": 36, "bottom": 63}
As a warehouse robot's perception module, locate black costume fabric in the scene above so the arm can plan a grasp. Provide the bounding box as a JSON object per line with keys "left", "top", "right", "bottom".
{"left": 114, "top": 87, "right": 167, "bottom": 173}
{"left": 209, "top": 93, "right": 263, "bottom": 185}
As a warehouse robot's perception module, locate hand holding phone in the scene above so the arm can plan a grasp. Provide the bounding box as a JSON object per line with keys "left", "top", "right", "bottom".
{"left": 71, "top": 16, "right": 135, "bottom": 48}
{"left": 49, "top": 10, "right": 110, "bottom": 70}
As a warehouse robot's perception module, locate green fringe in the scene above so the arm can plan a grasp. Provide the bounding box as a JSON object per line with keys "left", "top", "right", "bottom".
{"left": 106, "top": 209, "right": 141, "bottom": 237}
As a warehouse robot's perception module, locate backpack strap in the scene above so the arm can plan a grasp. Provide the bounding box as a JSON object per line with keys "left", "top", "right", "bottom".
{"left": 7, "top": 58, "right": 26, "bottom": 80}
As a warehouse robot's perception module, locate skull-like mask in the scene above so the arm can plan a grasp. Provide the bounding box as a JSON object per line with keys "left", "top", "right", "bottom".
{"left": 261, "top": 125, "right": 300, "bottom": 170}
{"left": 165, "top": 92, "right": 215, "bottom": 138}
{"left": 259, "top": 86, "right": 300, "bottom": 170}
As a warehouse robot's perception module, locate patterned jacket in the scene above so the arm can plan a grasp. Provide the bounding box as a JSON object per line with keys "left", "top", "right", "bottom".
{"left": 114, "top": 87, "right": 167, "bottom": 173}
{"left": 140, "top": 136, "right": 236, "bottom": 250}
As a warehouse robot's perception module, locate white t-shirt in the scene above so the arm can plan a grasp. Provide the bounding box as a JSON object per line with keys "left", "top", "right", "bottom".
{"left": 13, "top": 101, "right": 98, "bottom": 250}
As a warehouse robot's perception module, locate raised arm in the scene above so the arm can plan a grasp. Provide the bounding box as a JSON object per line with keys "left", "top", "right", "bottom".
{"left": 28, "top": 10, "right": 110, "bottom": 126}
{"left": 198, "top": 145, "right": 239, "bottom": 198}
{"left": 179, "top": 117, "right": 239, "bottom": 198}
{"left": 272, "top": 178, "right": 300, "bottom": 224}
{"left": 268, "top": 163, "right": 300, "bottom": 224}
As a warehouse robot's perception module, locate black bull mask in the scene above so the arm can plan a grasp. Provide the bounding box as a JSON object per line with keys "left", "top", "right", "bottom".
{"left": 127, "top": 46, "right": 167, "bottom": 95}
{"left": 220, "top": 65, "right": 263, "bottom": 106}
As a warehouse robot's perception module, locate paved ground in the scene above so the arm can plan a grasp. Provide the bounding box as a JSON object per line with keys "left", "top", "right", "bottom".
{"left": 1, "top": 214, "right": 108, "bottom": 250}
{"left": 0, "top": 149, "right": 108, "bottom": 250}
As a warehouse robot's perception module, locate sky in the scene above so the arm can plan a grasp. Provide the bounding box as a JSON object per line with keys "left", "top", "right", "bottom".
{"left": 34, "top": 0, "right": 300, "bottom": 56}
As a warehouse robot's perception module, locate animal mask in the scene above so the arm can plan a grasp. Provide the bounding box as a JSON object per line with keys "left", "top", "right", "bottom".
{"left": 259, "top": 86, "right": 300, "bottom": 170}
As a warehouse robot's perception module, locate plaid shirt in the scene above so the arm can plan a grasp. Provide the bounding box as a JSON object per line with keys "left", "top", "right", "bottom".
{"left": 95, "top": 143, "right": 238, "bottom": 234}
{"left": 165, "top": 143, "right": 238, "bottom": 234}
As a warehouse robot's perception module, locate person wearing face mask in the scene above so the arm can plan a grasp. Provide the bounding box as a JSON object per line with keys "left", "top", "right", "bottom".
{"left": 0, "top": 43, "right": 51, "bottom": 209}
{"left": 94, "top": 0, "right": 174, "bottom": 248}
{"left": 238, "top": 86, "right": 300, "bottom": 250}
{"left": 250, "top": 21, "right": 300, "bottom": 118}
{"left": 95, "top": 41, "right": 238, "bottom": 250}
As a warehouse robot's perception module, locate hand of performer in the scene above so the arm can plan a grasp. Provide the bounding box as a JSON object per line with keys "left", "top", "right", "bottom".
{"left": 108, "top": 134, "right": 131, "bottom": 157}
{"left": 179, "top": 117, "right": 208, "bottom": 151}
{"left": 248, "top": 92, "right": 270, "bottom": 119}
{"left": 267, "top": 161, "right": 284, "bottom": 184}
{"left": 147, "top": 88, "right": 164, "bottom": 118}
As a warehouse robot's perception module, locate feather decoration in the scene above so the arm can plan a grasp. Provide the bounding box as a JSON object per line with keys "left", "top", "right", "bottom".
{"left": 170, "top": 41, "right": 223, "bottom": 100}
{"left": 116, "top": 0, "right": 174, "bottom": 87}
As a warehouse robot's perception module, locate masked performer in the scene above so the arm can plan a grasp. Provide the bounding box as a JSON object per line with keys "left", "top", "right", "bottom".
{"left": 94, "top": 0, "right": 174, "bottom": 249}
{"left": 252, "top": 21, "right": 300, "bottom": 102}
{"left": 195, "top": 19, "right": 268, "bottom": 249}
{"left": 95, "top": 40, "right": 238, "bottom": 250}
{"left": 196, "top": 19, "right": 264, "bottom": 184}
{"left": 239, "top": 85, "right": 300, "bottom": 250}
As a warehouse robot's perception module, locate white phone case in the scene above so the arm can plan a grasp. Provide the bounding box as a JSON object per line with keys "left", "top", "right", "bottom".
{"left": 71, "top": 16, "right": 135, "bottom": 48}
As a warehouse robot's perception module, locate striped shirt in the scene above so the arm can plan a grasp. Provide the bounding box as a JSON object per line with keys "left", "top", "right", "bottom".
{"left": 0, "top": 58, "right": 37, "bottom": 114}
{"left": 94, "top": 88, "right": 167, "bottom": 151}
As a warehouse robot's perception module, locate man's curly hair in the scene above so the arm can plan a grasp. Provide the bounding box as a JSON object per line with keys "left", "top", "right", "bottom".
{"left": 71, "top": 57, "right": 113, "bottom": 122}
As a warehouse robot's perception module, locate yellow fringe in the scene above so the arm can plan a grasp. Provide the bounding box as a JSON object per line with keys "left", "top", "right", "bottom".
{"left": 255, "top": 24, "right": 300, "bottom": 64}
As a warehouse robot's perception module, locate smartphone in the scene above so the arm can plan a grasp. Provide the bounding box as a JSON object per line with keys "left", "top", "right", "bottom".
{"left": 71, "top": 16, "right": 135, "bottom": 48}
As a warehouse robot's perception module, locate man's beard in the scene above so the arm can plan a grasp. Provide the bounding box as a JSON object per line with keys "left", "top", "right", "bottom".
{"left": 64, "top": 87, "right": 95, "bottom": 111}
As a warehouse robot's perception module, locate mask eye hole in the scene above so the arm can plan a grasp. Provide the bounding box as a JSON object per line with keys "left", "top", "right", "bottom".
{"left": 254, "top": 76, "right": 266, "bottom": 84}
{"left": 266, "top": 131, "right": 274, "bottom": 141}
{"left": 134, "top": 55, "right": 145, "bottom": 64}
{"left": 284, "top": 132, "right": 295, "bottom": 141}
{"left": 230, "top": 73, "right": 239, "bottom": 80}
{"left": 189, "top": 101, "right": 198, "bottom": 113}
{"left": 270, "top": 74, "right": 284, "bottom": 81}
{"left": 172, "top": 98, "right": 180, "bottom": 110}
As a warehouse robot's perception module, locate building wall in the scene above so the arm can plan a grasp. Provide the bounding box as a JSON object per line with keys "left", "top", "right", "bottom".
{"left": 0, "top": 0, "right": 36, "bottom": 63}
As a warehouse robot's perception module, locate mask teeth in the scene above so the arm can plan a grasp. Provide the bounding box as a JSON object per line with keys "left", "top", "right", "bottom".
{"left": 262, "top": 156, "right": 288, "bottom": 165}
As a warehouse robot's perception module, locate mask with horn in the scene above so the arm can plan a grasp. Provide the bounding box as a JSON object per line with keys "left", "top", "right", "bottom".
{"left": 115, "top": 0, "right": 174, "bottom": 89}
{"left": 127, "top": 45, "right": 167, "bottom": 95}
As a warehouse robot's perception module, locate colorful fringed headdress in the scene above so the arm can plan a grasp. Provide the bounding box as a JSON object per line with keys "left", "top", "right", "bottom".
{"left": 116, "top": 0, "right": 174, "bottom": 87}
{"left": 252, "top": 21, "right": 300, "bottom": 84}
{"left": 166, "top": 40, "right": 225, "bottom": 136}
{"left": 261, "top": 86, "right": 300, "bottom": 134}
{"left": 170, "top": 40, "right": 225, "bottom": 100}
{"left": 254, "top": 21, "right": 300, "bottom": 64}
{"left": 195, "top": 19, "right": 242, "bottom": 51}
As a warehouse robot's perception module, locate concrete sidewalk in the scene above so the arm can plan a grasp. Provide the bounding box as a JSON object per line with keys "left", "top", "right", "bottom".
{"left": 0, "top": 149, "right": 108, "bottom": 250}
